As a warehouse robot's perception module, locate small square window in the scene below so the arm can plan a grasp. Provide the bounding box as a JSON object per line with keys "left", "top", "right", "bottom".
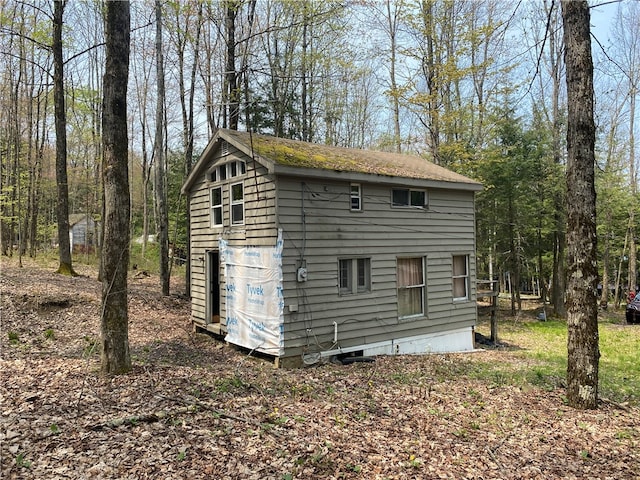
{"left": 339, "top": 257, "right": 371, "bottom": 295}
{"left": 392, "top": 189, "right": 409, "bottom": 207}
{"left": 392, "top": 188, "right": 427, "bottom": 208}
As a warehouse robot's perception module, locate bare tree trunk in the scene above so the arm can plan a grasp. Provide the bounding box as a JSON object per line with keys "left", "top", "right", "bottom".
{"left": 224, "top": 0, "right": 239, "bottom": 130}
{"left": 174, "top": 2, "right": 204, "bottom": 296}
{"left": 101, "top": 0, "right": 131, "bottom": 375}
{"left": 627, "top": 86, "right": 637, "bottom": 298}
{"left": 547, "top": 0, "right": 566, "bottom": 317}
{"left": 155, "top": 0, "right": 169, "bottom": 296}
{"left": 562, "top": 0, "right": 599, "bottom": 410}
{"left": 385, "top": 0, "right": 402, "bottom": 153}
{"left": 53, "top": 0, "right": 76, "bottom": 276}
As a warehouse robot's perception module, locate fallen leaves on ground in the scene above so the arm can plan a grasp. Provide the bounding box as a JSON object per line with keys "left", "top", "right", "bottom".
{"left": 1, "top": 257, "right": 638, "bottom": 480}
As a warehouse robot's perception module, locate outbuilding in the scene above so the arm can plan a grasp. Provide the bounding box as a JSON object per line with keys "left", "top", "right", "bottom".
{"left": 69, "top": 214, "right": 98, "bottom": 254}
{"left": 181, "top": 129, "right": 483, "bottom": 367}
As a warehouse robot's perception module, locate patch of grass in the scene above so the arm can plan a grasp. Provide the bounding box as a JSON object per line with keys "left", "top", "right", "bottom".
{"left": 477, "top": 314, "right": 640, "bottom": 405}
{"left": 82, "top": 336, "right": 99, "bottom": 357}
{"left": 8, "top": 331, "right": 20, "bottom": 344}
{"left": 16, "top": 452, "right": 31, "bottom": 469}
{"left": 215, "top": 375, "right": 246, "bottom": 393}
{"left": 44, "top": 328, "right": 55, "bottom": 340}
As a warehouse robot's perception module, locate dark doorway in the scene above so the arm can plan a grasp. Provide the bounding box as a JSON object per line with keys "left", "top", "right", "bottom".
{"left": 207, "top": 250, "right": 220, "bottom": 324}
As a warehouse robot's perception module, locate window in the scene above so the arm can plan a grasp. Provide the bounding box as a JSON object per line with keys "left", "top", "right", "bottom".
{"left": 392, "top": 188, "right": 427, "bottom": 208}
{"left": 231, "top": 182, "right": 244, "bottom": 225}
{"left": 339, "top": 258, "right": 370, "bottom": 295}
{"left": 229, "top": 160, "right": 246, "bottom": 178}
{"left": 397, "top": 257, "right": 424, "bottom": 317}
{"left": 350, "top": 183, "right": 362, "bottom": 211}
{"left": 452, "top": 255, "right": 469, "bottom": 301}
{"left": 210, "top": 187, "right": 223, "bottom": 226}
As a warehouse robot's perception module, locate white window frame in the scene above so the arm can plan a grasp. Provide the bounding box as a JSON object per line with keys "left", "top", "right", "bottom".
{"left": 350, "top": 183, "right": 362, "bottom": 211}
{"left": 397, "top": 257, "right": 425, "bottom": 318}
{"left": 391, "top": 188, "right": 427, "bottom": 208}
{"left": 210, "top": 186, "right": 223, "bottom": 227}
{"left": 230, "top": 181, "right": 244, "bottom": 225}
{"left": 338, "top": 257, "right": 371, "bottom": 295}
{"left": 229, "top": 160, "right": 246, "bottom": 178}
{"left": 452, "top": 254, "right": 469, "bottom": 301}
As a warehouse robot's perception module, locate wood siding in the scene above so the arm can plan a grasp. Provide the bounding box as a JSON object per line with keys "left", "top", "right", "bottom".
{"left": 187, "top": 144, "right": 278, "bottom": 328}
{"left": 186, "top": 139, "right": 478, "bottom": 361}
{"left": 276, "top": 177, "right": 477, "bottom": 359}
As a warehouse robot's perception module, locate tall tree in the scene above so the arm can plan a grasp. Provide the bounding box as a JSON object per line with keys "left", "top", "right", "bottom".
{"left": 223, "top": 0, "right": 240, "bottom": 130}
{"left": 561, "top": 0, "right": 599, "bottom": 409}
{"left": 101, "top": 0, "right": 131, "bottom": 375}
{"left": 53, "top": 0, "right": 76, "bottom": 275}
{"left": 545, "top": 0, "right": 567, "bottom": 317}
{"left": 166, "top": 0, "right": 204, "bottom": 295}
{"left": 610, "top": 2, "right": 639, "bottom": 298}
{"left": 154, "top": 0, "right": 169, "bottom": 296}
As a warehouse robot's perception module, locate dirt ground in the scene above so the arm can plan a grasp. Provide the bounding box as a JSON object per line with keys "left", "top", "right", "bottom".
{"left": 1, "top": 257, "right": 638, "bottom": 479}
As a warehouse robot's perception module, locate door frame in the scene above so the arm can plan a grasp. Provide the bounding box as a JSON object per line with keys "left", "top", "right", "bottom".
{"left": 206, "top": 250, "right": 221, "bottom": 324}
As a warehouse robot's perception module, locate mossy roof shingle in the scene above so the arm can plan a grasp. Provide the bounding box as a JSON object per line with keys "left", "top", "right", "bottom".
{"left": 183, "top": 129, "right": 482, "bottom": 193}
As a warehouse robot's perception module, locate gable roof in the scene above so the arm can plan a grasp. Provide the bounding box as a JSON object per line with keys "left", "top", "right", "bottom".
{"left": 182, "top": 129, "right": 482, "bottom": 194}
{"left": 69, "top": 214, "right": 95, "bottom": 227}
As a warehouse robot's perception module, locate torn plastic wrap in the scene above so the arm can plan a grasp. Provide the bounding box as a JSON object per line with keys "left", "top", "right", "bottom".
{"left": 220, "top": 231, "right": 284, "bottom": 356}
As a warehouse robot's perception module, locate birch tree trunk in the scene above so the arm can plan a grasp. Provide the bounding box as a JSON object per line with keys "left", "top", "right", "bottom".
{"left": 561, "top": 0, "right": 599, "bottom": 409}
{"left": 101, "top": 0, "right": 131, "bottom": 375}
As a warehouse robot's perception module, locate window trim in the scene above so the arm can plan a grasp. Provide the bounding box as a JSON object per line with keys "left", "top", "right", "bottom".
{"left": 230, "top": 181, "right": 244, "bottom": 225}
{"left": 338, "top": 257, "right": 371, "bottom": 295}
{"left": 452, "top": 254, "right": 470, "bottom": 301}
{"left": 210, "top": 186, "right": 223, "bottom": 227}
{"left": 397, "top": 256, "right": 425, "bottom": 318}
{"left": 391, "top": 188, "right": 427, "bottom": 208}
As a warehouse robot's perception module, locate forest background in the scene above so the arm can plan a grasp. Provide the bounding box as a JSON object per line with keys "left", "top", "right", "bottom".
{"left": 0, "top": 0, "right": 638, "bottom": 316}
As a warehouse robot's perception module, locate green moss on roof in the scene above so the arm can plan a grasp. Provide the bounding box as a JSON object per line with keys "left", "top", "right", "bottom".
{"left": 222, "top": 129, "right": 481, "bottom": 186}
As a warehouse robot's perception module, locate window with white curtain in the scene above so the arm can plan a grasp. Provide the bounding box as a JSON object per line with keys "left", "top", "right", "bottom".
{"left": 452, "top": 255, "right": 469, "bottom": 300}
{"left": 397, "top": 257, "right": 424, "bottom": 317}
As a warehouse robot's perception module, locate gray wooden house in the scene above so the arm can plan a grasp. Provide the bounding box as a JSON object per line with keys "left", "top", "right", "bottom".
{"left": 182, "top": 129, "right": 482, "bottom": 367}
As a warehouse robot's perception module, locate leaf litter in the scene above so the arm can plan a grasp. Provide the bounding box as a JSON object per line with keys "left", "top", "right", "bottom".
{"left": 1, "top": 258, "right": 638, "bottom": 479}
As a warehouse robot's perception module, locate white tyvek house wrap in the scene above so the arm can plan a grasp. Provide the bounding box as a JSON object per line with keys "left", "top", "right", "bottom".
{"left": 220, "top": 230, "right": 284, "bottom": 356}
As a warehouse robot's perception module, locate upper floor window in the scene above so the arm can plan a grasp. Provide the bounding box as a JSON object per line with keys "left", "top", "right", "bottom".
{"left": 231, "top": 182, "right": 244, "bottom": 225}
{"left": 210, "top": 187, "right": 223, "bottom": 227}
{"left": 350, "top": 183, "right": 362, "bottom": 211}
{"left": 339, "top": 257, "right": 371, "bottom": 295}
{"left": 209, "top": 160, "right": 246, "bottom": 183}
{"left": 392, "top": 188, "right": 427, "bottom": 208}
{"left": 452, "top": 255, "right": 469, "bottom": 301}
